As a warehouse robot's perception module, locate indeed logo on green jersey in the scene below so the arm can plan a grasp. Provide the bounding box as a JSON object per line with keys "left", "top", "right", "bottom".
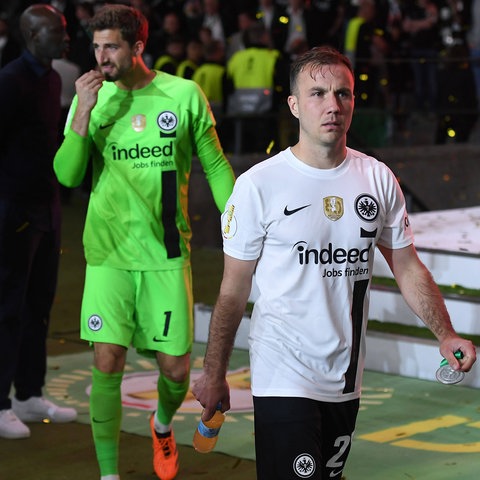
{"left": 110, "top": 142, "right": 173, "bottom": 161}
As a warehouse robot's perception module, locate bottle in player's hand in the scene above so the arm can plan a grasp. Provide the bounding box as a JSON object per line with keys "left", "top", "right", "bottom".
{"left": 193, "top": 404, "right": 225, "bottom": 453}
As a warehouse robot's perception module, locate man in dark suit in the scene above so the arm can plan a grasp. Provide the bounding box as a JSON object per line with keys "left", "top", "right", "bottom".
{"left": 0, "top": 3, "right": 77, "bottom": 440}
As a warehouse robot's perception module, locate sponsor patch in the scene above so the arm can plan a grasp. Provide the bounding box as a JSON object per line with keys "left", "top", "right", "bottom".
{"left": 131, "top": 114, "right": 146, "bottom": 132}
{"left": 221, "top": 204, "right": 237, "bottom": 239}
{"left": 323, "top": 196, "right": 344, "bottom": 221}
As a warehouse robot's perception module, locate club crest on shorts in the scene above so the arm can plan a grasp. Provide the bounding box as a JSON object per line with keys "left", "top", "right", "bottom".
{"left": 88, "top": 314, "right": 103, "bottom": 331}
{"left": 157, "top": 111, "right": 178, "bottom": 131}
{"left": 355, "top": 194, "right": 379, "bottom": 222}
{"left": 293, "top": 453, "right": 316, "bottom": 478}
{"left": 323, "top": 196, "right": 344, "bottom": 221}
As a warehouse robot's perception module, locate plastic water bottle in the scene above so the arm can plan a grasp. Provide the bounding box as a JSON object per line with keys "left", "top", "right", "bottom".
{"left": 192, "top": 405, "right": 225, "bottom": 453}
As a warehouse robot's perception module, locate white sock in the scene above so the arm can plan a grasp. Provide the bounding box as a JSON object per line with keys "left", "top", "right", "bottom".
{"left": 154, "top": 413, "right": 172, "bottom": 434}
{"left": 101, "top": 475, "right": 120, "bottom": 480}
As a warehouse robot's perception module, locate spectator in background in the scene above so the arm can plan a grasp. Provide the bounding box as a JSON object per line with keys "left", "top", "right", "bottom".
{"left": 68, "top": 0, "right": 95, "bottom": 74}
{"left": 0, "top": 3, "right": 77, "bottom": 441}
{"left": 49, "top": 0, "right": 78, "bottom": 40}
{"left": 0, "top": 1, "right": 34, "bottom": 38}
{"left": 342, "top": 0, "right": 390, "bottom": 148}
{"left": 288, "top": 36, "right": 309, "bottom": 61}
{"left": 385, "top": 18, "right": 415, "bottom": 136}
{"left": 148, "top": 9, "right": 187, "bottom": 66}
{"left": 226, "top": 20, "right": 288, "bottom": 152}
{"left": 225, "top": 9, "right": 256, "bottom": 61}
{"left": 153, "top": 34, "right": 185, "bottom": 74}
{"left": 283, "top": 0, "right": 309, "bottom": 59}
{"left": 130, "top": 0, "right": 154, "bottom": 22}
{"left": 176, "top": 37, "right": 203, "bottom": 79}
{"left": 183, "top": 0, "right": 204, "bottom": 33}
{"left": 256, "top": 0, "right": 289, "bottom": 53}
{"left": 402, "top": 0, "right": 440, "bottom": 114}
{"left": 307, "top": 0, "right": 346, "bottom": 49}
{"left": 226, "top": 21, "right": 286, "bottom": 96}
{"left": 343, "top": 0, "right": 389, "bottom": 108}
{"left": 192, "top": 38, "right": 226, "bottom": 111}
{"left": 192, "top": 38, "right": 228, "bottom": 139}
{"left": 202, "top": 0, "right": 225, "bottom": 43}
{"left": 198, "top": 24, "right": 214, "bottom": 46}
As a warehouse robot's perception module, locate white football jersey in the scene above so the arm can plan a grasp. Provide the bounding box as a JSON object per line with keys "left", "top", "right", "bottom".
{"left": 221, "top": 147, "right": 413, "bottom": 402}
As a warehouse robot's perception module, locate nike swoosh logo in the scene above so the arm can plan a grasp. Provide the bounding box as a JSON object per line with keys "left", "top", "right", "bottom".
{"left": 153, "top": 336, "right": 167, "bottom": 342}
{"left": 92, "top": 417, "right": 114, "bottom": 424}
{"left": 99, "top": 122, "right": 115, "bottom": 130}
{"left": 329, "top": 469, "right": 343, "bottom": 478}
{"left": 284, "top": 204, "right": 311, "bottom": 216}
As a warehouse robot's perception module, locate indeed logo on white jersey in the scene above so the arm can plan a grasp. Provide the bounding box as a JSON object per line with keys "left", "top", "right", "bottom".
{"left": 293, "top": 241, "right": 372, "bottom": 265}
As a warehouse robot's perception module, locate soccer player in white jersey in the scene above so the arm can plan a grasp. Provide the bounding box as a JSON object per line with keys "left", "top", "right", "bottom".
{"left": 192, "top": 46, "right": 476, "bottom": 479}
{"left": 53, "top": 4, "right": 235, "bottom": 480}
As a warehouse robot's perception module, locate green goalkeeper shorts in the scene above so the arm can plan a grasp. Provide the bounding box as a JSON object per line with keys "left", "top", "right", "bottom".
{"left": 81, "top": 264, "right": 193, "bottom": 356}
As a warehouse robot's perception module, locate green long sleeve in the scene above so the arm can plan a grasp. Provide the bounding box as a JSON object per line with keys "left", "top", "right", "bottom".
{"left": 54, "top": 129, "right": 90, "bottom": 188}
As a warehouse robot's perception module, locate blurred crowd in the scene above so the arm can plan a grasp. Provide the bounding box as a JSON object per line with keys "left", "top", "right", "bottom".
{"left": 2, "top": 0, "right": 480, "bottom": 149}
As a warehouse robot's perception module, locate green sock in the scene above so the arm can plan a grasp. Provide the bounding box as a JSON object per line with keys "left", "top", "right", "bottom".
{"left": 154, "top": 373, "right": 190, "bottom": 427}
{"left": 90, "top": 368, "right": 123, "bottom": 476}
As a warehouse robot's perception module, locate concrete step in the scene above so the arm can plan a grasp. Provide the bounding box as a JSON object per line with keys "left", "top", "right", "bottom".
{"left": 370, "top": 287, "right": 480, "bottom": 336}
{"left": 373, "top": 206, "right": 480, "bottom": 290}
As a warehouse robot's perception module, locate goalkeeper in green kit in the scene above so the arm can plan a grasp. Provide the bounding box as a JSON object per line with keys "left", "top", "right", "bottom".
{"left": 53, "top": 5, "right": 234, "bottom": 480}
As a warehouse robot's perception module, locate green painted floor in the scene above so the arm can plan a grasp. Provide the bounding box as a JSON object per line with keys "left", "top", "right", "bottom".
{"left": 4, "top": 343, "right": 479, "bottom": 479}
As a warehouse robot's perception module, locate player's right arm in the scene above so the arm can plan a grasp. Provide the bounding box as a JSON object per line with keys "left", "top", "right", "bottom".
{"left": 192, "top": 254, "right": 256, "bottom": 420}
{"left": 54, "top": 70, "right": 104, "bottom": 187}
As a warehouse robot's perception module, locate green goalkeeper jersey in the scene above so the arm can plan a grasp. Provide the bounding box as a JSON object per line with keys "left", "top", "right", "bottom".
{"left": 54, "top": 71, "right": 234, "bottom": 270}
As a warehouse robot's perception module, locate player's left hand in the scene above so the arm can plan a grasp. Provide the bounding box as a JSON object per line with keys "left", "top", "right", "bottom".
{"left": 440, "top": 336, "right": 477, "bottom": 372}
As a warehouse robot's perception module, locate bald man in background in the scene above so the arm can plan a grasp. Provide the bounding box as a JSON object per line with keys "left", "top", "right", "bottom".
{"left": 0, "top": 4, "right": 78, "bottom": 439}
